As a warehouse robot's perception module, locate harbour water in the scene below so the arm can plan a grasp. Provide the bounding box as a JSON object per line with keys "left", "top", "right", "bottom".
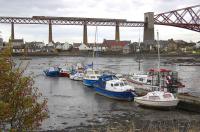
{"left": 15, "top": 56, "right": 200, "bottom": 131}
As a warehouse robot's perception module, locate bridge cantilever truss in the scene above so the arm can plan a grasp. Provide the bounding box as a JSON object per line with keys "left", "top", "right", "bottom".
{"left": 0, "top": 16, "right": 144, "bottom": 27}
{"left": 154, "top": 5, "right": 200, "bottom": 32}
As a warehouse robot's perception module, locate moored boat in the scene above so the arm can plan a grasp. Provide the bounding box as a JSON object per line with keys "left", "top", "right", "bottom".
{"left": 43, "top": 67, "right": 60, "bottom": 77}
{"left": 127, "top": 68, "right": 185, "bottom": 95}
{"left": 59, "top": 68, "right": 70, "bottom": 77}
{"left": 83, "top": 68, "right": 101, "bottom": 87}
{"left": 69, "top": 70, "right": 84, "bottom": 81}
{"left": 94, "top": 74, "right": 136, "bottom": 101}
{"left": 134, "top": 91, "right": 179, "bottom": 109}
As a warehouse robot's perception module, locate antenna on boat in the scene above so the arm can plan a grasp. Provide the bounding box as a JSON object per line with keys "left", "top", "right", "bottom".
{"left": 157, "top": 30, "right": 161, "bottom": 90}
{"left": 92, "top": 26, "right": 98, "bottom": 69}
{"left": 138, "top": 30, "right": 141, "bottom": 71}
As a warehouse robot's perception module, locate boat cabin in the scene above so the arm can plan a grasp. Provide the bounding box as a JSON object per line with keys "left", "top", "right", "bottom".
{"left": 144, "top": 91, "right": 175, "bottom": 101}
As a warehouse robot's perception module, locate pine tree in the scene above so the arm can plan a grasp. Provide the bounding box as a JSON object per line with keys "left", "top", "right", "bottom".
{"left": 0, "top": 47, "right": 48, "bottom": 131}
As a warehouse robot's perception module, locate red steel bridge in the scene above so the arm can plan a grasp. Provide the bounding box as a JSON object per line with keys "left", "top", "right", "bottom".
{"left": 0, "top": 5, "right": 199, "bottom": 43}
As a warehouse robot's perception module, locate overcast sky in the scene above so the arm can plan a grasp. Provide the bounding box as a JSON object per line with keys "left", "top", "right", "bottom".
{"left": 0, "top": 0, "right": 199, "bottom": 43}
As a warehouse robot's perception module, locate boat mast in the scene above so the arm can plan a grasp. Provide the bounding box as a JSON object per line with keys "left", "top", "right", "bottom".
{"left": 93, "top": 26, "right": 98, "bottom": 69}
{"left": 157, "top": 31, "right": 161, "bottom": 90}
{"left": 138, "top": 35, "right": 141, "bottom": 71}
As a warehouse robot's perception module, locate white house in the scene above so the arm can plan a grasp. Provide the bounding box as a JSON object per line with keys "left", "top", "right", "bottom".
{"left": 78, "top": 43, "right": 92, "bottom": 51}
{"left": 36, "top": 42, "right": 45, "bottom": 48}
{"left": 56, "top": 42, "right": 72, "bottom": 51}
{"left": 46, "top": 42, "right": 54, "bottom": 47}
{"left": 10, "top": 39, "right": 24, "bottom": 47}
{"left": 63, "top": 42, "right": 72, "bottom": 50}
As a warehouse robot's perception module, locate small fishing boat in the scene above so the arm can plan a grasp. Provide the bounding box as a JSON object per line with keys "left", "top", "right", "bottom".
{"left": 134, "top": 91, "right": 179, "bottom": 109}
{"left": 43, "top": 67, "right": 60, "bottom": 77}
{"left": 94, "top": 74, "right": 136, "bottom": 101}
{"left": 59, "top": 68, "right": 70, "bottom": 77}
{"left": 127, "top": 31, "right": 185, "bottom": 95}
{"left": 83, "top": 68, "right": 101, "bottom": 87}
{"left": 69, "top": 70, "right": 84, "bottom": 81}
{"left": 127, "top": 68, "right": 185, "bottom": 95}
{"left": 83, "top": 27, "right": 101, "bottom": 87}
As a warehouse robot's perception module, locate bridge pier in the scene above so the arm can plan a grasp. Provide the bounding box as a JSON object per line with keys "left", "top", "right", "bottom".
{"left": 143, "top": 12, "right": 154, "bottom": 42}
{"left": 83, "top": 23, "right": 88, "bottom": 44}
{"left": 115, "top": 22, "right": 120, "bottom": 41}
{"left": 48, "top": 20, "right": 53, "bottom": 43}
{"left": 11, "top": 22, "right": 14, "bottom": 41}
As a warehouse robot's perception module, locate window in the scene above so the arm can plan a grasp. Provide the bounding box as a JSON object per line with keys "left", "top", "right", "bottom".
{"left": 114, "top": 83, "right": 119, "bottom": 86}
{"left": 95, "top": 71, "right": 99, "bottom": 74}
{"left": 120, "top": 83, "right": 124, "bottom": 86}
{"left": 111, "top": 84, "right": 113, "bottom": 87}
{"left": 139, "top": 78, "right": 144, "bottom": 82}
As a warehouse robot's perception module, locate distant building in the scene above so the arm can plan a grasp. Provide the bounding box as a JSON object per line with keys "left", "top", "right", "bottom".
{"left": 9, "top": 39, "right": 24, "bottom": 47}
{"left": 87, "top": 43, "right": 107, "bottom": 52}
{"left": 73, "top": 43, "right": 81, "bottom": 49}
{"left": 103, "top": 39, "right": 131, "bottom": 52}
{"left": 143, "top": 40, "right": 156, "bottom": 51}
{"left": 55, "top": 42, "right": 72, "bottom": 51}
{"left": 123, "top": 44, "right": 131, "bottom": 54}
{"left": 78, "top": 43, "right": 92, "bottom": 51}
{"left": 25, "top": 41, "right": 45, "bottom": 52}
{"left": 46, "top": 42, "right": 54, "bottom": 47}
{"left": 9, "top": 39, "right": 25, "bottom": 53}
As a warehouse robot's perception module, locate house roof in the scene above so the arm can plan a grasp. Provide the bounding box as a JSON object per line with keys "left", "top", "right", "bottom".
{"left": 73, "top": 43, "right": 81, "bottom": 48}
{"left": 10, "top": 39, "right": 24, "bottom": 43}
{"left": 103, "top": 39, "right": 130, "bottom": 47}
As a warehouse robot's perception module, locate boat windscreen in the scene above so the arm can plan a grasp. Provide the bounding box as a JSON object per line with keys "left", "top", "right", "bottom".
{"left": 120, "top": 82, "right": 124, "bottom": 86}
{"left": 114, "top": 83, "right": 119, "bottom": 86}
{"left": 163, "top": 94, "right": 172, "bottom": 98}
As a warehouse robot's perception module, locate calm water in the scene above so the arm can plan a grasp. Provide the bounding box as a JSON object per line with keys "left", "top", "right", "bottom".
{"left": 15, "top": 56, "right": 200, "bottom": 130}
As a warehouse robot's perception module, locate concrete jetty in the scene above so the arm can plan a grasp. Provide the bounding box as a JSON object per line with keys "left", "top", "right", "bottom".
{"left": 177, "top": 93, "right": 200, "bottom": 113}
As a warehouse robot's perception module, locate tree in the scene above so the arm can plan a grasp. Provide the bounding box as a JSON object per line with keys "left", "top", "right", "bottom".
{"left": 0, "top": 47, "right": 48, "bottom": 131}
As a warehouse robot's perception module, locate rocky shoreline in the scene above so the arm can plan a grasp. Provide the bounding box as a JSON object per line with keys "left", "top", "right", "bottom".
{"left": 43, "top": 109, "right": 200, "bottom": 132}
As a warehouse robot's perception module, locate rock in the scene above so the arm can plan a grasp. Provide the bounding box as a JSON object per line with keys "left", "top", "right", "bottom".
{"left": 62, "top": 122, "right": 68, "bottom": 125}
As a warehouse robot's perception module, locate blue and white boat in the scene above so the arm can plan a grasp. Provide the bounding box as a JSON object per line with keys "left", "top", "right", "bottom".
{"left": 94, "top": 74, "right": 136, "bottom": 101}
{"left": 43, "top": 67, "right": 60, "bottom": 77}
{"left": 69, "top": 70, "right": 84, "bottom": 81}
{"left": 83, "top": 68, "right": 101, "bottom": 87}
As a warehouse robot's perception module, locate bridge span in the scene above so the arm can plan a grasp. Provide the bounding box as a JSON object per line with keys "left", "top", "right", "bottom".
{"left": 0, "top": 5, "right": 199, "bottom": 44}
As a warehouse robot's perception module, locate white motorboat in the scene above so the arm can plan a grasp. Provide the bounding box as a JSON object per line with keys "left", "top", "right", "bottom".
{"left": 69, "top": 70, "right": 84, "bottom": 81}
{"left": 83, "top": 68, "right": 101, "bottom": 87}
{"left": 134, "top": 91, "right": 179, "bottom": 108}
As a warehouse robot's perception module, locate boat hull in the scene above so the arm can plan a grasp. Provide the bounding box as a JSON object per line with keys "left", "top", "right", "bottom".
{"left": 59, "top": 72, "right": 70, "bottom": 77}
{"left": 44, "top": 70, "right": 59, "bottom": 77}
{"left": 95, "top": 87, "right": 135, "bottom": 101}
{"left": 70, "top": 75, "right": 83, "bottom": 81}
{"left": 83, "top": 79, "right": 97, "bottom": 87}
{"left": 134, "top": 98, "right": 179, "bottom": 108}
